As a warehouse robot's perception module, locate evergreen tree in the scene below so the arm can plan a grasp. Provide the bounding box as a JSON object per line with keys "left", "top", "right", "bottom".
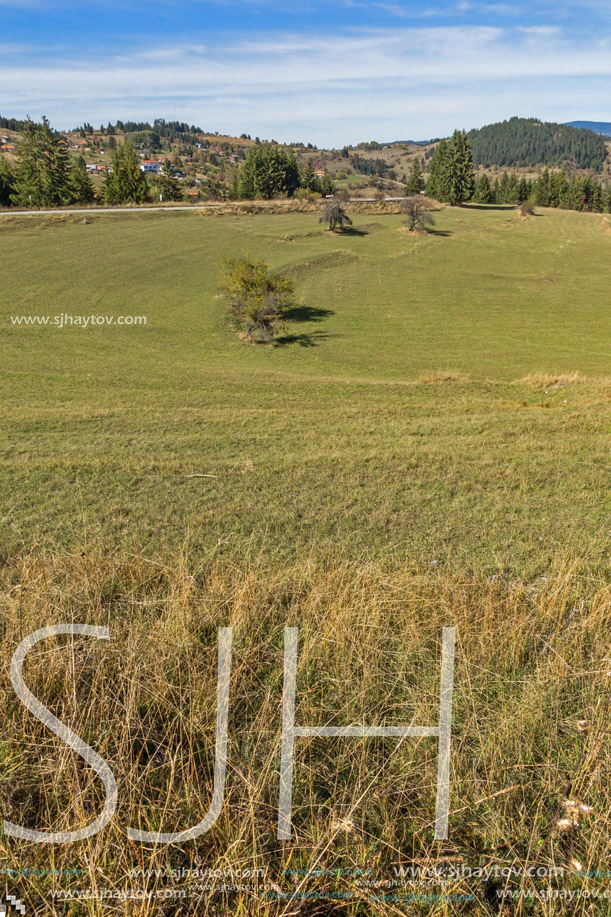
{"left": 11, "top": 117, "right": 74, "bottom": 207}
{"left": 157, "top": 158, "right": 183, "bottom": 201}
{"left": 239, "top": 144, "right": 301, "bottom": 199}
{"left": 446, "top": 130, "right": 475, "bottom": 205}
{"left": 582, "top": 175, "right": 604, "bottom": 212}
{"left": 492, "top": 177, "right": 500, "bottom": 204}
{"left": 473, "top": 173, "right": 493, "bottom": 204}
{"left": 549, "top": 171, "right": 568, "bottom": 207}
{"left": 69, "top": 155, "right": 94, "bottom": 204}
{"left": 535, "top": 169, "right": 551, "bottom": 207}
{"left": 498, "top": 171, "right": 512, "bottom": 204}
{"left": 104, "top": 141, "right": 148, "bottom": 204}
{"left": 517, "top": 176, "right": 530, "bottom": 203}
{"left": 562, "top": 175, "right": 584, "bottom": 211}
{"left": 319, "top": 175, "right": 336, "bottom": 196}
{"left": 229, "top": 171, "right": 240, "bottom": 200}
{"left": 507, "top": 172, "right": 519, "bottom": 203}
{"left": 405, "top": 157, "right": 425, "bottom": 196}
{"left": 0, "top": 156, "right": 13, "bottom": 206}
{"left": 300, "top": 161, "right": 319, "bottom": 192}
{"left": 426, "top": 139, "right": 451, "bottom": 202}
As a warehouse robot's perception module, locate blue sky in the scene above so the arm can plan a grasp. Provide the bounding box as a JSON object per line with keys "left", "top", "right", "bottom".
{"left": 1, "top": 0, "right": 610, "bottom": 146}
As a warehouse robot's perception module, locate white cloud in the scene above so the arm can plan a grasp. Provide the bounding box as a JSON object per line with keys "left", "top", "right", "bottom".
{"left": 3, "top": 24, "right": 611, "bottom": 144}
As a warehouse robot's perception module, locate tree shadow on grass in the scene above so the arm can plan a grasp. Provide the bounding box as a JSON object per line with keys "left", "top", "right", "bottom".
{"left": 425, "top": 228, "right": 452, "bottom": 236}
{"left": 284, "top": 305, "right": 334, "bottom": 323}
{"left": 462, "top": 204, "right": 516, "bottom": 211}
{"left": 337, "top": 225, "right": 368, "bottom": 236}
{"left": 276, "top": 305, "right": 335, "bottom": 347}
{"left": 275, "top": 330, "right": 334, "bottom": 348}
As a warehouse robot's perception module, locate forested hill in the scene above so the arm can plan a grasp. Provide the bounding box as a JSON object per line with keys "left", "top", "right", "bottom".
{"left": 467, "top": 117, "right": 608, "bottom": 171}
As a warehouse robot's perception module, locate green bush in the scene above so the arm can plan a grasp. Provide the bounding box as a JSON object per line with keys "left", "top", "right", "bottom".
{"left": 218, "top": 255, "right": 295, "bottom": 343}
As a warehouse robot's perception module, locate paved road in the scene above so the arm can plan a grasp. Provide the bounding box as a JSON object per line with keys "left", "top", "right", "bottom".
{"left": 0, "top": 198, "right": 408, "bottom": 217}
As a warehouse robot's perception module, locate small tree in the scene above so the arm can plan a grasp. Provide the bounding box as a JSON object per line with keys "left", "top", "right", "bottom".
{"left": 473, "top": 173, "right": 493, "bottom": 204}
{"left": 319, "top": 201, "right": 352, "bottom": 231}
{"left": 157, "top": 158, "right": 183, "bottom": 201}
{"left": 405, "top": 157, "right": 425, "bottom": 195}
{"left": 218, "top": 255, "right": 294, "bottom": 343}
{"left": 401, "top": 196, "right": 435, "bottom": 232}
{"left": 69, "top": 155, "right": 94, "bottom": 204}
{"left": 0, "top": 156, "right": 14, "bottom": 206}
{"left": 104, "top": 140, "right": 148, "bottom": 204}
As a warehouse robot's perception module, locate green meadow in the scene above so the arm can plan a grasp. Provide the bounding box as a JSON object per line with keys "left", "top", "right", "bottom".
{"left": 1, "top": 204, "right": 609, "bottom": 575}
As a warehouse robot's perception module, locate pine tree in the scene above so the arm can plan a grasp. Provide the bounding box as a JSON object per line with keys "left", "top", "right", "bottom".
{"left": 535, "top": 169, "right": 551, "bottom": 207}
{"left": 405, "top": 157, "right": 425, "bottom": 196}
{"left": 239, "top": 145, "right": 301, "bottom": 199}
{"left": 300, "top": 162, "right": 318, "bottom": 192}
{"left": 446, "top": 130, "right": 475, "bottom": 205}
{"left": 549, "top": 171, "right": 568, "bottom": 207}
{"left": 506, "top": 172, "right": 519, "bottom": 204}
{"left": 426, "top": 139, "right": 451, "bottom": 202}
{"left": 229, "top": 171, "right": 240, "bottom": 201}
{"left": 0, "top": 156, "right": 13, "bottom": 206}
{"left": 69, "top": 155, "right": 94, "bottom": 204}
{"left": 157, "top": 158, "right": 183, "bottom": 202}
{"left": 562, "top": 175, "right": 584, "bottom": 211}
{"left": 473, "top": 173, "right": 493, "bottom": 204}
{"left": 517, "top": 176, "right": 530, "bottom": 203}
{"left": 11, "top": 117, "right": 74, "bottom": 207}
{"left": 498, "top": 171, "right": 511, "bottom": 204}
{"left": 104, "top": 141, "right": 148, "bottom": 204}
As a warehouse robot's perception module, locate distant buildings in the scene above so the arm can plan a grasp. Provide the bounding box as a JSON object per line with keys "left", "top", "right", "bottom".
{"left": 140, "top": 160, "right": 161, "bottom": 173}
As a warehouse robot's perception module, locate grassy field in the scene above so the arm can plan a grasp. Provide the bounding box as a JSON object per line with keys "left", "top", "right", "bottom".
{"left": 1, "top": 204, "right": 610, "bottom": 575}
{"left": 1, "top": 203, "right": 611, "bottom": 915}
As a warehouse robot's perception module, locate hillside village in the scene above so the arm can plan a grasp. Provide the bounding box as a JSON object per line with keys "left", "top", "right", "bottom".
{"left": 1, "top": 116, "right": 611, "bottom": 207}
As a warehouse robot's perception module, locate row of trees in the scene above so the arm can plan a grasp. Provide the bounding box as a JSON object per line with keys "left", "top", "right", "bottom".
{"left": 0, "top": 118, "right": 94, "bottom": 207}
{"left": 473, "top": 169, "right": 611, "bottom": 212}
{"left": 0, "top": 121, "right": 186, "bottom": 207}
{"left": 402, "top": 133, "right": 611, "bottom": 214}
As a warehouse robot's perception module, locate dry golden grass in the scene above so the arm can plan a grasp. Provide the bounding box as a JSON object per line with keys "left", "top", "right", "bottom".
{"left": 1, "top": 550, "right": 610, "bottom": 915}
{"left": 516, "top": 372, "right": 588, "bottom": 388}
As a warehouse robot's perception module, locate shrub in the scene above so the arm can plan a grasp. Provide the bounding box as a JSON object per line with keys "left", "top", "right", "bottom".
{"left": 319, "top": 202, "right": 352, "bottom": 231}
{"left": 401, "top": 196, "right": 436, "bottom": 232}
{"left": 218, "top": 255, "right": 294, "bottom": 343}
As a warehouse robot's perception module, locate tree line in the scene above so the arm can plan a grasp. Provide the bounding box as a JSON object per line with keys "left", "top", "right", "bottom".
{"left": 0, "top": 118, "right": 94, "bottom": 207}
{"left": 403, "top": 129, "right": 611, "bottom": 213}
{"left": 0, "top": 120, "right": 185, "bottom": 207}
{"left": 472, "top": 169, "right": 611, "bottom": 212}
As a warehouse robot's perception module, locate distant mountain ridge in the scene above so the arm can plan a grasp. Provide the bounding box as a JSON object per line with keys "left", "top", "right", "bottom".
{"left": 565, "top": 120, "right": 611, "bottom": 137}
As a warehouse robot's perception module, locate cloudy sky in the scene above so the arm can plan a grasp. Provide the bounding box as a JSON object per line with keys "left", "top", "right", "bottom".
{"left": 1, "top": 0, "right": 610, "bottom": 146}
